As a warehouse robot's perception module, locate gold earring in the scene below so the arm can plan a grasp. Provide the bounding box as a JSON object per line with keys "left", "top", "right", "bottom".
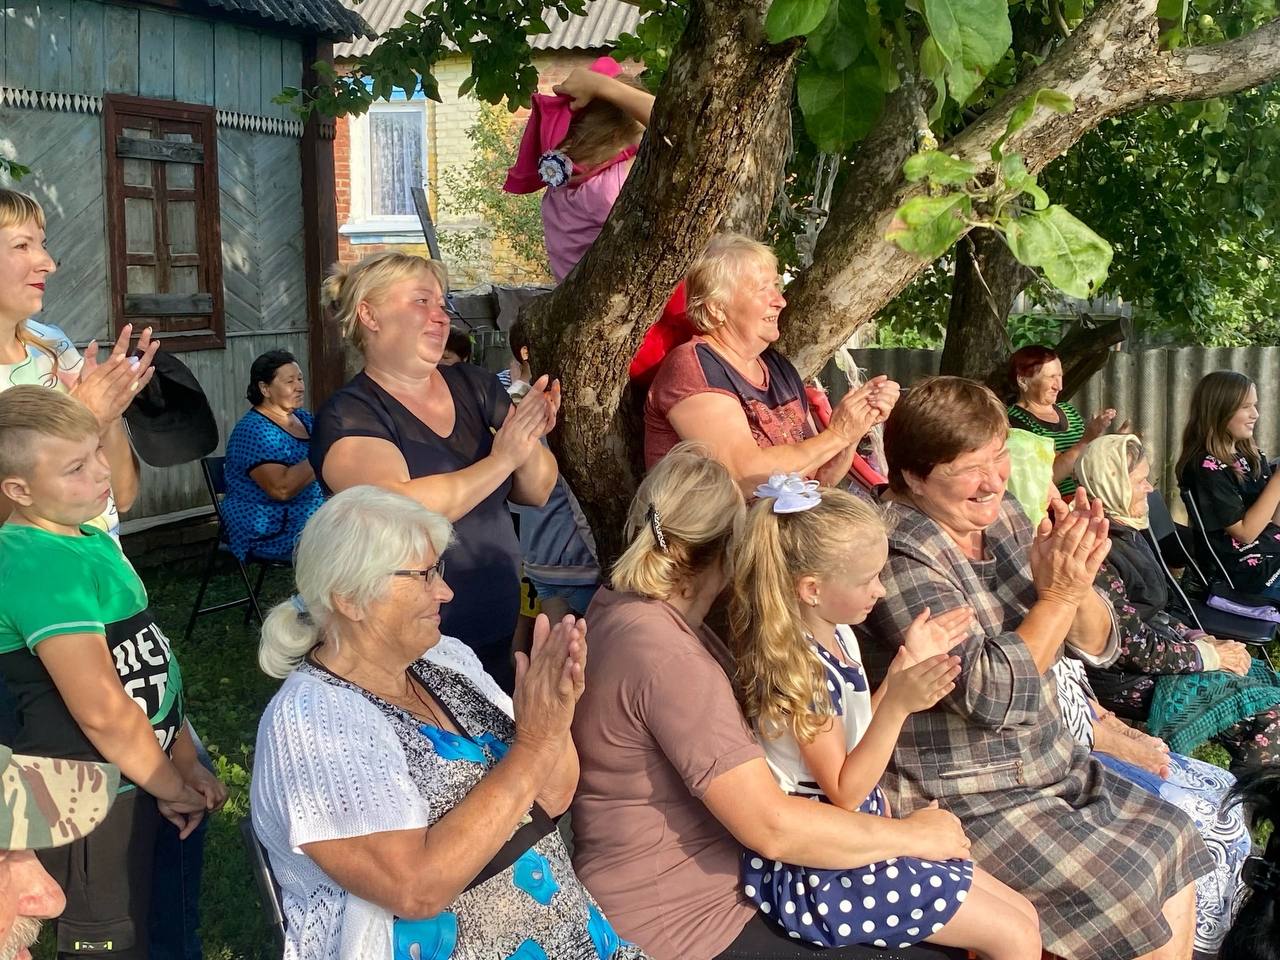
{"left": 809, "top": 597, "right": 819, "bottom": 607}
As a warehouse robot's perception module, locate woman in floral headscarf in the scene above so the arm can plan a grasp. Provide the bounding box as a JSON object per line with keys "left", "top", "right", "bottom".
{"left": 1074, "top": 433, "right": 1280, "bottom": 769}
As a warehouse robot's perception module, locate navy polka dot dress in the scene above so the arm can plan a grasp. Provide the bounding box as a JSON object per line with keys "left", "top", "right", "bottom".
{"left": 222, "top": 409, "right": 325, "bottom": 562}
{"left": 741, "top": 627, "right": 973, "bottom": 949}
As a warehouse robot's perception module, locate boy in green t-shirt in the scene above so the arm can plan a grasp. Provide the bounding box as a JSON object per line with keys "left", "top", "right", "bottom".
{"left": 0, "top": 386, "right": 225, "bottom": 958}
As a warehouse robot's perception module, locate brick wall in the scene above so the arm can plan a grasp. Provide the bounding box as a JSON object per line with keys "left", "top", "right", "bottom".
{"left": 335, "top": 50, "right": 616, "bottom": 288}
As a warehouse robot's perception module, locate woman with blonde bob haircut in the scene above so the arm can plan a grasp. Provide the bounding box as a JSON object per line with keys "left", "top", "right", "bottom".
{"left": 0, "top": 188, "right": 158, "bottom": 533}
{"left": 728, "top": 480, "right": 1040, "bottom": 957}
{"left": 572, "top": 443, "right": 973, "bottom": 960}
{"left": 643, "top": 233, "right": 900, "bottom": 493}
{"left": 310, "top": 251, "right": 560, "bottom": 690}
{"left": 252, "top": 485, "right": 644, "bottom": 960}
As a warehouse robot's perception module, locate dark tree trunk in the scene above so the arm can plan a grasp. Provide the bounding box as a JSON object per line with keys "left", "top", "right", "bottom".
{"left": 775, "top": 4, "right": 1280, "bottom": 380}
{"left": 1057, "top": 314, "right": 1126, "bottom": 402}
{"left": 938, "top": 229, "right": 1034, "bottom": 389}
{"left": 517, "top": 0, "right": 1280, "bottom": 563}
{"left": 519, "top": 0, "right": 801, "bottom": 564}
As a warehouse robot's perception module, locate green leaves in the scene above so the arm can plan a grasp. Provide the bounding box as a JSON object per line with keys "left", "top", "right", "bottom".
{"left": 992, "top": 88, "right": 1074, "bottom": 160}
{"left": 920, "top": 0, "right": 1011, "bottom": 105}
{"left": 0, "top": 156, "right": 30, "bottom": 181}
{"left": 903, "top": 150, "right": 978, "bottom": 186}
{"left": 807, "top": 0, "right": 869, "bottom": 71}
{"left": 1003, "top": 205, "right": 1113, "bottom": 299}
{"left": 765, "top": 0, "right": 833, "bottom": 42}
{"left": 886, "top": 194, "right": 973, "bottom": 258}
{"left": 797, "top": 59, "right": 886, "bottom": 152}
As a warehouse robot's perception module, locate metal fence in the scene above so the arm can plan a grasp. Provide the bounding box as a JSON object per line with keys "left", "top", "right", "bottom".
{"left": 829, "top": 346, "right": 1280, "bottom": 499}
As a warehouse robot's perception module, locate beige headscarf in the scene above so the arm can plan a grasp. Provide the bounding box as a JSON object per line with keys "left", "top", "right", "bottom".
{"left": 1074, "top": 434, "right": 1149, "bottom": 530}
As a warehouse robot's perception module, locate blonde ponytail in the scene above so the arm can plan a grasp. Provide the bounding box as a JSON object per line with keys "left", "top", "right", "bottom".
{"left": 611, "top": 442, "right": 744, "bottom": 599}
{"left": 730, "top": 488, "right": 886, "bottom": 743}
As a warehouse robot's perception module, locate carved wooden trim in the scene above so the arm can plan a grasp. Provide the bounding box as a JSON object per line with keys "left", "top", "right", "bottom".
{"left": 0, "top": 87, "right": 304, "bottom": 137}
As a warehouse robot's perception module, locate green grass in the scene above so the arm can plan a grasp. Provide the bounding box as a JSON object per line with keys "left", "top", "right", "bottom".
{"left": 146, "top": 559, "right": 295, "bottom": 960}
{"left": 35, "top": 559, "right": 1279, "bottom": 958}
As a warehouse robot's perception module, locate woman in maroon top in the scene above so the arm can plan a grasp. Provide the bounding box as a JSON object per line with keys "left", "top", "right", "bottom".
{"left": 572, "top": 443, "right": 972, "bottom": 960}
{"left": 643, "top": 233, "right": 898, "bottom": 491}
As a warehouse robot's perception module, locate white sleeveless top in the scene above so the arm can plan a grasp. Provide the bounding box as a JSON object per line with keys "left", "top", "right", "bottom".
{"left": 759, "top": 625, "right": 875, "bottom": 797}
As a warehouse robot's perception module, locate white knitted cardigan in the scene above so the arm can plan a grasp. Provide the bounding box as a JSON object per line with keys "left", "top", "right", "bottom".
{"left": 249, "top": 636, "right": 514, "bottom": 960}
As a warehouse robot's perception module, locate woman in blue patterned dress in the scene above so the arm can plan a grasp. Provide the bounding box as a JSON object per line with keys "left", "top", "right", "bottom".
{"left": 223, "top": 351, "right": 324, "bottom": 562}
{"left": 1052, "top": 655, "right": 1249, "bottom": 959}
{"left": 728, "top": 476, "right": 1041, "bottom": 959}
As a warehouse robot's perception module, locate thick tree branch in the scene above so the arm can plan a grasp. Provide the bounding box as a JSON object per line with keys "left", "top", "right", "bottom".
{"left": 777, "top": 1, "right": 1280, "bottom": 378}
{"left": 521, "top": 0, "right": 800, "bottom": 559}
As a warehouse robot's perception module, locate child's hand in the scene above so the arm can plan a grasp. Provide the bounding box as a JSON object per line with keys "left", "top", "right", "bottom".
{"left": 552, "top": 67, "right": 602, "bottom": 110}
{"left": 159, "top": 784, "right": 209, "bottom": 840}
{"left": 900, "top": 606, "right": 972, "bottom": 668}
{"left": 881, "top": 653, "right": 960, "bottom": 715}
{"left": 186, "top": 765, "right": 229, "bottom": 812}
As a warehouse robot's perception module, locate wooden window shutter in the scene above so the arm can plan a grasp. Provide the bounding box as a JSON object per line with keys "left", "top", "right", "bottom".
{"left": 104, "top": 94, "right": 225, "bottom": 350}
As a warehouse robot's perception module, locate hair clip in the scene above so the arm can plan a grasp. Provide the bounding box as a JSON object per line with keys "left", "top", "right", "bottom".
{"left": 290, "top": 593, "right": 313, "bottom": 625}
{"left": 755, "top": 473, "right": 821, "bottom": 514}
{"left": 646, "top": 503, "right": 668, "bottom": 552}
{"left": 538, "top": 150, "right": 573, "bottom": 187}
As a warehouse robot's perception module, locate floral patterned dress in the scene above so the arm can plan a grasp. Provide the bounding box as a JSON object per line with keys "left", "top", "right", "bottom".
{"left": 1180, "top": 449, "right": 1280, "bottom": 595}
{"left": 300, "top": 653, "right": 648, "bottom": 960}
{"left": 1087, "top": 540, "right": 1280, "bottom": 768}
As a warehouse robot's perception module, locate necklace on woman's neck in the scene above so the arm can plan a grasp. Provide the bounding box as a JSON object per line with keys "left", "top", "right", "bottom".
{"left": 308, "top": 650, "right": 445, "bottom": 727}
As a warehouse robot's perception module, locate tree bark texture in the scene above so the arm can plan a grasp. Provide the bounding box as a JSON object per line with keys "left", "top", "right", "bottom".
{"left": 777, "top": 2, "right": 1280, "bottom": 380}
{"left": 528, "top": 0, "right": 1280, "bottom": 562}
{"left": 938, "top": 229, "right": 1034, "bottom": 385}
{"left": 521, "top": 0, "right": 800, "bottom": 560}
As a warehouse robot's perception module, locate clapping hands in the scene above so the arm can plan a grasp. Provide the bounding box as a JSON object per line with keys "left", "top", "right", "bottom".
{"left": 1029, "top": 489, "right": 1112, "bottom": 606}
{"left": 70, "top": 324, "right": 160, "bottom": 429}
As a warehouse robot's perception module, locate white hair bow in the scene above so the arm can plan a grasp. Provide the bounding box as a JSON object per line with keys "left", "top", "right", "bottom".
{"left": 755, "top": 474, "right": 821, "bottom": 514}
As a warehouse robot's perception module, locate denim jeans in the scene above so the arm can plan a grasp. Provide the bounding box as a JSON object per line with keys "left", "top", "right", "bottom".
{"left": 148, "top": 738, "right": 214, "bottom": 960}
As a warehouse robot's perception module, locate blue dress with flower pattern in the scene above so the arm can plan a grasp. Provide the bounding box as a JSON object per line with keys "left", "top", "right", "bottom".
{"left": 299, "top": 655, "right": 646, "bottom": 960}
{"left": 742, "top": 630, "right": 973, "bottom": 950}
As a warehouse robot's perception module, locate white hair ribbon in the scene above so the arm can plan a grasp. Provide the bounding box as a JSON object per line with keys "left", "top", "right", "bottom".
{"left": 755, "top": 474, "right": 821, "bottom": 514}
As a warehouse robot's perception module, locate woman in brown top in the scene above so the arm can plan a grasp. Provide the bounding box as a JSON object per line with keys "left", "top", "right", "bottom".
{"left": 571, "top": 443, "right": 970, "bottom": 960}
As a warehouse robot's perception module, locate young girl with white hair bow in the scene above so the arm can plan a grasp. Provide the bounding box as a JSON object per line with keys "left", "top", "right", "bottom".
{"left": 728, "top": 476, "right": 1041, "bottom": 959}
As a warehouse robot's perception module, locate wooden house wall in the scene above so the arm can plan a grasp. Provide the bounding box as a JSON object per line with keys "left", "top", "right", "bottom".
{"left": 1, "top": 1, "right": 315, "bottom": 529}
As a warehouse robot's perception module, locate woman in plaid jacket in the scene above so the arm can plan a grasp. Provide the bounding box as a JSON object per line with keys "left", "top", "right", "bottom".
{"left": 859, "top": 377, "right": 1212, "bottom": 960}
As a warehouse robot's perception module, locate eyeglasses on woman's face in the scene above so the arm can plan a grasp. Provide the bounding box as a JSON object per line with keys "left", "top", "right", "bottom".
{"left": 392, "top": 559, "right": 446, "bottom": 586}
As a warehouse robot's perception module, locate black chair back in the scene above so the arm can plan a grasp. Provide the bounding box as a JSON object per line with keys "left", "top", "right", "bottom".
{"left": 1180, "top": 487, "right": 1239, "bottom": 590}
{"left": 199, "top": 457, "right": 232, "bottom": 544}
{"left": 240, "top": 817, "right": 286, "bottom": 955}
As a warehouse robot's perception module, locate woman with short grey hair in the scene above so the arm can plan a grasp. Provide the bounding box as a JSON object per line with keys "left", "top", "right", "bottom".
{"left": 642, "top": 233, "right": 898, "bottom": 493}
{"left": 250, "top": 485, "right": 645, "bottom": 960}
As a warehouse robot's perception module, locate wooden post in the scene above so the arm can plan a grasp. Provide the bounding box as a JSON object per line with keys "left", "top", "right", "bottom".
{"left": 301, "top": 38, "right": 344, "bottom": 407}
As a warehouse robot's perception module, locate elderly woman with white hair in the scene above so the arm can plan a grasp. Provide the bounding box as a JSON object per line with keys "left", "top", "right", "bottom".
{"left": 250, "top": 485, "right": 646, "bottom": 960}
{"left": 643, "top": 233, "right": 898, "bottom": 491}
{"left": 310, "top": 252, "right": 560, "bottom": 690}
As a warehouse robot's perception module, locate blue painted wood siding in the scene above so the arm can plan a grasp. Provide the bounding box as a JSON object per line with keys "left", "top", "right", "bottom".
{"left": 1, "top": 0, "right": 303, "bottom": 118}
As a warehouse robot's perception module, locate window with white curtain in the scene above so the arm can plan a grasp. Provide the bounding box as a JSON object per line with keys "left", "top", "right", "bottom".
{"left": 368, "top": 105, "right": 425, "bottom": 218}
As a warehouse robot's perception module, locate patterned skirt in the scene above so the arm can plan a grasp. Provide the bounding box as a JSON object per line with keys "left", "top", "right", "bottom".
{"left": 1094, "top": 751, "right": 1248, "bottom": 956}
{"left": 741, "top": 789, "right": 973, "bottom": 950}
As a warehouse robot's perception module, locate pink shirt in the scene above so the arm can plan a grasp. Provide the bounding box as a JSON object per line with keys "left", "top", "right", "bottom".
{"left": 541, "top": 161, "right": 631, "bottom": 281}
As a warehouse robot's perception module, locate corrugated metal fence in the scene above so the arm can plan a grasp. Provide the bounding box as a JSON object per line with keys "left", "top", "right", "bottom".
{"left": 830, "top": 346, "right": 1280, "bottom": 498}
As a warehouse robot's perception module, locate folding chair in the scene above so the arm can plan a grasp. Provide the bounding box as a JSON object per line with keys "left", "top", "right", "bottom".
{"left": 1149, "top": 492, "right": 1278, "bottom": 667}
{"left": 240, "top": 817, "right": 286, "bottom": 955}
{"left": 183, "top": 457, "right": 289, "bottom": 642}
